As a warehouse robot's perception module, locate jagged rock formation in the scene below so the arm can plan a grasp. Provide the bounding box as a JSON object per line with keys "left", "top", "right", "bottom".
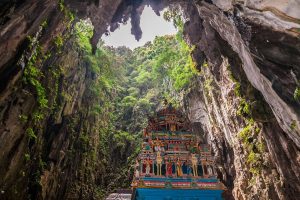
{"left": 0, "top": 30, "right": 107, "bottom": 199}
{"left": 0, "top": 0, "right": 299, "bottom": 199}
{"left": 180, "top": 1, "right": 300, "bottom": 199}
{"left": 184, "top": 58, "right": 299, "bottom": 199}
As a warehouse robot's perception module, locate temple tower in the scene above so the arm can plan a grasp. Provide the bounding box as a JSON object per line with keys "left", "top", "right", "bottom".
{"left": 131, "top": 103, "right": 226, "bottom": 200}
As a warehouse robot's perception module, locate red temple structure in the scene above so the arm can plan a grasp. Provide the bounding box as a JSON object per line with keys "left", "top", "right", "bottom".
{"left": 131, "top": 102, "right": 226, "bottom": 200}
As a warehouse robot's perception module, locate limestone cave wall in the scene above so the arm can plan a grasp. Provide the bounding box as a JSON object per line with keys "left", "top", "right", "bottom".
{"left": 0, "top": 0, "right": 299, "bottom": 199}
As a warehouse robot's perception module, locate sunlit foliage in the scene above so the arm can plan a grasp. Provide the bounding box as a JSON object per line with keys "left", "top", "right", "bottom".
{"left": 73, "top": 14, "right": 197, "bottom": 195}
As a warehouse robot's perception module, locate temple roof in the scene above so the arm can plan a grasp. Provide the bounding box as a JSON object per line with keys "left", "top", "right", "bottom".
{"left": 147, "top": 102, "right": 191, "bottom": 132}
{"left": 131, "top": 100, "right": 226, "bottom": 200}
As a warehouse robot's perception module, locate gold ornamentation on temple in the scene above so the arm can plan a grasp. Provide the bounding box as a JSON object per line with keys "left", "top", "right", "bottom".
{"left": 131, "top": 103, "right": 226, "bottom": 191}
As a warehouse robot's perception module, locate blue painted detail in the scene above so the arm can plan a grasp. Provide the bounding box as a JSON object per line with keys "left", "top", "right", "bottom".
{"left": 134, "top": 188, "right": 223, "bottom": 200}
{"left": 182, "top": 164, "right": 187, "bottom": 174}
{"left": 172, "top": 163, "right": 176, "bottom": 174}
{"left": 142, "top": 177, "right": 219, "bottom": 183}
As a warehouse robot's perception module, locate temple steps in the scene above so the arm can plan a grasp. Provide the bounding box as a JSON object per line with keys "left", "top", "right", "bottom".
{"left": 106, "top": 189, "right": 132, "bottom": 200}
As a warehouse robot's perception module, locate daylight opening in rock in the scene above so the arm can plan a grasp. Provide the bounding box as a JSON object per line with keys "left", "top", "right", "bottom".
{"left": 0, "top": 1, "right": 299, "bottom": 200}
{"left": 102, "top": 6, "right": 177, "bottom": 49}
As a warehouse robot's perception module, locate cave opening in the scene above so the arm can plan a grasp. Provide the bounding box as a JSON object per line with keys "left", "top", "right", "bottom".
{"left": 101, "top": 5, "right": 177, "bottom": 49}
{"left": 80, "top": 6, "right": 212, "bottom": 198}
{"left": 0, "top": 0, "right": 299, "bottom": 200}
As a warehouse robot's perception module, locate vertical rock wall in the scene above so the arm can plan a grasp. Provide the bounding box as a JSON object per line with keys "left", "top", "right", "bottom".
{"left": 184, "top": 56, "right": 299, "bottom": 199}
{"left": 180, "top": 1, "right": 300, "bottom": 199}
{"left": 0, "top": 1, "right": 127, "bottom": 199}
{"left": 0, "top": 0, "right": 299, "bottom": 199}
{"left": 0, "top": 29, "right": 102, "bottom": 199}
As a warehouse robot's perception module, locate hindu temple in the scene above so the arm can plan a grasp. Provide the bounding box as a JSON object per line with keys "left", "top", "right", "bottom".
{"left": 131, "top": 102, "right": 226, "bottom": 200}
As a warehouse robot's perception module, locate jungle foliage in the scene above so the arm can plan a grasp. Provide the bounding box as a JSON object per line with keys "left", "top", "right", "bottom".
{"left": 73, "top": 14, "right": 196, "bottom": 197}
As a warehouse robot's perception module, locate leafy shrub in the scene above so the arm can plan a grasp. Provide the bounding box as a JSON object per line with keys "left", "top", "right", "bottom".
{"left": 26, "top": 128, "right": 37, "bottom": 140}
{"left": 19, "top": 115, "right": 28, "bottom": 123}
{"left": 24, "top": 153, "right": 30, "bottom": 161}
{"left": 237, "top": 98, "right": 251, "bottom": 116}
{"left": 294, "top": 87, "right": 300, "bottom": 101}
{"left": 121, "top": 96, "right": 137, "bottom": 108}
{"left": 54, "top": 35, "right": 64, "bottom": 48}
{"left": 290, "top": 120, "right": 297, "bottom": 130}
{"left": 238, "top": 123, "right": 253, "bottom": 144}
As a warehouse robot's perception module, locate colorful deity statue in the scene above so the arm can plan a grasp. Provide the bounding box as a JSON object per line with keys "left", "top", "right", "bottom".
{"left": 145, "top": 143, "right": 151, "bottom": 151}
{"left": 161, "top": 144, "right": 165, "bottom": 152}
{"left": 135, "top": 160, "right": 140, "bottom": 179}
{"left": 176, "top": 158, "right": 183, "bottom": 177}
{"left": 187, "top": 163, "right": 192, "bottom": 176}
{"left": 131, "top": 101, "right": 226, "bottom": 199}
{"left": 208, "top": 165, "right": 213, "bottom": 176}
{"left": 166, "top": 160, "right": 173, "bottom": 177}
{"left": 191, "top": 153, "right": 198, "bottom": 177}
{"left": 170, "top": 123, "right": 176, "bottom": 132}
{"left": 145, "top": 158, "right": 152, "bottom": 176}
{"left": 156, "top": 151, "right": 163, "bottom": 176}
{"left": 143, "top": 128, "right": 148, "bottom": 137}
{"left": 190, "top": 144, "right": 197, "bottom": 154}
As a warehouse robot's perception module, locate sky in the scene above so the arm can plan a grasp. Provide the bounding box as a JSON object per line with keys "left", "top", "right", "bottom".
{"left": 101, "top": 6, "right": 177, "bottom": 49}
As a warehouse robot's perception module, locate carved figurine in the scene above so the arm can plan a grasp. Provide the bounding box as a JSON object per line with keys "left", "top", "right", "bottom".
{"left": 143, "top": 128, "right": 148, "bottom": 137}
{"left": 176, "top": 158, "right": 183, "bottom": 177}
{"left": 191, "top": 154, "right": 198, "bottom": 177}
{"left": 135, "top": 160, "right": 140, "bottom": 179}
{"left": 145, "top": 159, "right": 152, "bottom": 176}
{"left": 131, "top": 101, "right": 226, "bottom": 194}
{"left": 208, "top": 165, "right": 213, "bottom": 176}
{"left": 170, "top": 124, "right": 176, "bottom": 131}
{"left": 166, "top": 161, "right": 173, "bottom": 177}
{"left": 187, "top": 163, "right": 192, "bottom": 176}
{"left": 156, "top": 151, "right": 163, "bottom": 176}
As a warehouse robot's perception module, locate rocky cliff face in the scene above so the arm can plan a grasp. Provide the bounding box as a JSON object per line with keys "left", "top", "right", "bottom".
{"left": 0, "top": 27, "right": 107, "bottom": 199}
{"left": 180, "top": 1, "right": 300, "bottom": 199}
{"left": 0, "top": 0, "right": 299, "bottom": 199}
{"left": 184, "top": 57, "right": 299, "bottom": 199}
{"left": 0, "top": 3, "right": 134, "bottom": 198}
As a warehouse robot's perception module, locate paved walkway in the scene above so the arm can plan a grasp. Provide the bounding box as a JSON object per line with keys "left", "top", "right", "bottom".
{"left": 106, "top": 193, "right": 132, "bottom": 200}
